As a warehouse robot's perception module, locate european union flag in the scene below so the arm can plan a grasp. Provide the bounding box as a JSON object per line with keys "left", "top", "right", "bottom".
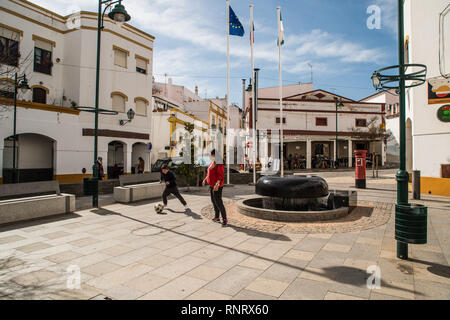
{"left": 229, "top": 6, "right": 244, "bottom": 37}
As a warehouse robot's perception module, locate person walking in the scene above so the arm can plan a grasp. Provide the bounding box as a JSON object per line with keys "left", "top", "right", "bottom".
{"left": 203, "top": 149, "right": 227, "bottom": 226}
{"left": 137, "top": 157, "right": 145, "bottom": 174}
{"left": 159, "top": 164, "right": 188, "bottom": 210}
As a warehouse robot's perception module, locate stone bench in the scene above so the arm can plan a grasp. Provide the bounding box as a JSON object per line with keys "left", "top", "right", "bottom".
{"left": 114, "top": 173, "right": 164, "bottom": 203}
{"left": 0, "top": 180, "right": 75, "bottom": 225}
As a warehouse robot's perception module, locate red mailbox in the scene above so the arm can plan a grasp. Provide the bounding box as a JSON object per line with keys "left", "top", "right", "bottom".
{"left": 354, "top": 150, "right": 367, "bottom": 189}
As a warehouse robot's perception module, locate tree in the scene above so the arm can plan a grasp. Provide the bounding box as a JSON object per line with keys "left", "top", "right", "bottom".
{"left": 177, "top": 123, "right": 202, "bottom": 191}
{"left": 0, "top": 47, "right": 34, "bottom": 118}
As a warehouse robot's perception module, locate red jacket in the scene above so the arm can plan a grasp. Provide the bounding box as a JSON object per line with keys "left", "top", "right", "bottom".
{"left": 206, "top": 162, "right": 224, "bottom": 187}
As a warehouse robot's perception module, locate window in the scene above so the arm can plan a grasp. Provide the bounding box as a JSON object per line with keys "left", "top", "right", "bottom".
{"left": 0, "top": 26, "right": 20, "bottom": 67}
{"left": 135, "top": 98, "right": 147, "bottom": 116}
{"left": 316, "top": 117, "right": 328, "bottom": 126}
{"left": 112, "top": 94, "right": 126, "bottom": 113}
{"left": 33, "top": 37, "right": 53, "bottom": 75}
{"left": 276, "top": 117, "right": 286, "bottom": 124}
{"left": 114, "top": 46, "right": 128, "bottom": 68}
{"left": 355, "top": 119, "right": 367, "bottom": 127}
{"left": 32, "top": 87, "right": 47, "bottom": 104}
{"left": 0, "top": 79, "right": 14, "bottom": 98}
{"left": 135, "top": 56, "right": 147, "bottom": 74}
{"left": 0, "top": 27, "right": 20, "bottom": 67}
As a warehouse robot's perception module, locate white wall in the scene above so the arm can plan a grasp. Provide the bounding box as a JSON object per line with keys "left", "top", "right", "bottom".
{"left": 406, "top": 0, "right": 450, "bottom": 177}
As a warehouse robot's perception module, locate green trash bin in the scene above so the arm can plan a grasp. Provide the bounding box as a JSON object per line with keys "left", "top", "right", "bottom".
{"left": 83, "top": 178, "right": 98, "bottom": 196}
{"left": 395, "top": 203, "right": 427, "bottom": 245}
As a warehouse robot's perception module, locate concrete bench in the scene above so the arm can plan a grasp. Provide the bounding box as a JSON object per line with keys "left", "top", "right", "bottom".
{"left": 0, "top": 180, "right": 75, "bottom": 225}
{"left": 114, "top": 173, "right": 164, "bottom": 203}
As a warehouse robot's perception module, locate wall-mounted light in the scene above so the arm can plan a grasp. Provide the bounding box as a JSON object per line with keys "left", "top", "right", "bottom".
{"left": 119, "top": 108, "right": 135, "bottom": 125}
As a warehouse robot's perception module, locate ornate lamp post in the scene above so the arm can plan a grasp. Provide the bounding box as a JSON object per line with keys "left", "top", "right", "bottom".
{"left": 12, "top": 73, "right": 30, "bottom": 183}
{"left": 335, "top": 97, "right": 344, "bottom": 169}
{"left": 371, "top": 0, "right": 427, "bottom": 260}
{"left": 76, "top": 1, "right": 130, "bottom": 207}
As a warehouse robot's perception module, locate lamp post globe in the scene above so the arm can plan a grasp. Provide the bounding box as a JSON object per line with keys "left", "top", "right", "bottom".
{"left": 18, "top": 77, "right": 30, "bottom": 94}
{"left": 108, "top": 3, "right": 131, "bottom": 26}
{"left": 371, "top": 72, "right": 381, "bottom": 90}
{"left": 127, "top": 108, "right": 135, "bottom": 121}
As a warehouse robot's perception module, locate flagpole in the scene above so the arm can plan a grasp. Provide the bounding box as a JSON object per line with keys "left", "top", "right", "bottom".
{"left": 226, "top": 0, "right": 230, "bottom": 185}
{"left": 250, "top": 4, "right": 256, "bottom": 185}
{"left": 277, "top": 6, "right": 284, "bottom": 177}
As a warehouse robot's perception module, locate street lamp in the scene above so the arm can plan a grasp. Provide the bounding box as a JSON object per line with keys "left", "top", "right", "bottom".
{"left": 335, "top": 97, "right": 344, "bottom": 169}
{"left": 12, "top": 73, "right": 30, "bottom": 183}
{"left": 119, "top": 108, "right": 135, "bottom": 125}
{"left": 91, "top": 0, "right": 131, "bottom": 207}
{"left": 371, "top": 0, "right": 427, "bottom": 260}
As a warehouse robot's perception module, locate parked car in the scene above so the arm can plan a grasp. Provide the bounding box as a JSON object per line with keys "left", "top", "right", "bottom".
{"left": 151, "top": 157, "right": 184, "bottom": 172}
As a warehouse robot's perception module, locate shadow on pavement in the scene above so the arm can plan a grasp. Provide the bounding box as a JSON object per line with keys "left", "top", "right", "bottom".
{"left": 408, "top": 258, "right": 450, "bottom": 279}
{"left": 85, "top": 207, "right": 418, "bottom": 297}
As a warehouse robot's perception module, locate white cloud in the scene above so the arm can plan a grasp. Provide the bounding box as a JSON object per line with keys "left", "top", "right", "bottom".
{"left": 28, "top": 0, "right": 390, "bottom": 100}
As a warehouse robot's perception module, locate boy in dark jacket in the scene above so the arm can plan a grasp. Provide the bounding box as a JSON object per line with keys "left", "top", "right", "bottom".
{"left": 160, "top": 164, "right": 188, "bottom": 210}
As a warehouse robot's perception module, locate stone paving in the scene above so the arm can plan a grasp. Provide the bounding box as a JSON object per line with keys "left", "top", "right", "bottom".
{"left": 0, "top": 169, "right": 449, "bottom": 300}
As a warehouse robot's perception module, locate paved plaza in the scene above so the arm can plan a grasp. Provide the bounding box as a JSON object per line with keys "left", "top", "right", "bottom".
{"left": 0, "top": 170, "right": 449, "bottom": 300}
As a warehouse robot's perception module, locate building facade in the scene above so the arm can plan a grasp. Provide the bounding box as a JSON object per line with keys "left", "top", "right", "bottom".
{"left": 151, "top": 94, "right": 208, "bottom": 163}
{"left": 361, "top": 89, "right": 400, "bottom": 165}
{"left": 244, "top": 87, "right": 387, "bottom": 170}
{"left": 0, "top": 0, "right": 154, "bottom": 183}
{"left": 402, "top": 0, "right": 450, "bottom": 196}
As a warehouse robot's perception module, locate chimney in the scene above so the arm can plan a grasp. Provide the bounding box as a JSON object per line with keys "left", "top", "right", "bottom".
{"left": 195, "top": 86, "right": 198, "bottom": 96}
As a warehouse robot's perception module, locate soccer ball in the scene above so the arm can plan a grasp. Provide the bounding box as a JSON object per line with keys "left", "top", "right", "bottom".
{"left": 154, "top": 203, "right": 164, "bottom": 214}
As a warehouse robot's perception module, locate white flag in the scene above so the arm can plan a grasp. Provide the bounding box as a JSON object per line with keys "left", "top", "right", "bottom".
{"left": 278, "top": 11, "right": 285, "bottom": 46}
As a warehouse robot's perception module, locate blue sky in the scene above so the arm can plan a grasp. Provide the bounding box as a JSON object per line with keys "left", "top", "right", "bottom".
{"left": 33, "top": 0, "right": 399, "bottom": 106}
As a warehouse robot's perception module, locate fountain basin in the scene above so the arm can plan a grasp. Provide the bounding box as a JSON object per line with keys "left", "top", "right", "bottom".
{"left": 238, "top": 197, "right": 349, "bottom": 222}
{"left": 256, "top": 176, "right": 328, "bottom": 199}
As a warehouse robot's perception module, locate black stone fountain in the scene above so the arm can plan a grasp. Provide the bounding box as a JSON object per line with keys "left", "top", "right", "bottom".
{"left": 237, "top": 176, "right": 357, "bottom": 222}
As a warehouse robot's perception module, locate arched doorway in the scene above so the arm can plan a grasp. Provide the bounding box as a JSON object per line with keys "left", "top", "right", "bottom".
{"left": 132, "top": 142, "right": 148, "bottom": 174}
{"left": 107, "top": 141, "right": 125, "bottom": 179}
{"left": 406, "top": 118, "right": 413, "bottom": 172}
{"left": 2, "top": 133, "right": 55, "bottom": 183}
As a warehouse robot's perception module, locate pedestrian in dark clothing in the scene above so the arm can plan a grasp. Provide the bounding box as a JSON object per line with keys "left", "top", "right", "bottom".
{"left": 137, "top": 157, "right": 145, "bottom": 174}
{"left": 97, "top": 157, "right": 104, "bottom": 180}
{"left": 160, "top": 164, "right": 188, "bottom": 210}
{"left": 203, "top": 149, "right": 227, "bottom": 226}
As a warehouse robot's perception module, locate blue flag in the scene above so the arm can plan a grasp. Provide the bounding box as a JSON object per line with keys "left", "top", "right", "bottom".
{"left": 229, "top": 6, "right": 244, "bottom": 37}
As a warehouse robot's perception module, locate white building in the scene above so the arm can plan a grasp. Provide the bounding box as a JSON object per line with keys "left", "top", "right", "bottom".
{"left": 0, "top": 0, "right": 154, "bottom": 183}
{"left": 361, "top": 89, "right": 400, "bottom": 165}
{"left": 151, "top": 91, "right": 208, "bottom": 163}
{"left": 244, "top": 86, "right": 387, "bottom": 170}
{"left": 402, "top": 0, "right": 450, "bottom": 196}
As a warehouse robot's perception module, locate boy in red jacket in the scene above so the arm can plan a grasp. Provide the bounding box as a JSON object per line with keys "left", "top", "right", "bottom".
{"left": 202, "top": 149, "right": 227, "bottom": 226}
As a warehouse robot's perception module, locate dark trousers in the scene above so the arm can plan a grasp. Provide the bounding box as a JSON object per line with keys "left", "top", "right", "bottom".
{"left": 210, "top": 186, "right": 227, "bottom": 220}
{"left": 162, "top": 186, "right": 186, "bottom": 206}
